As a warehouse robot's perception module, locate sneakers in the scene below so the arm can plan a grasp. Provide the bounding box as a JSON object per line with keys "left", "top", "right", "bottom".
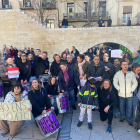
{"left": 138, "top": 129, "right": 140, "bottom": 133}
{"left": 106, "top": 125, "right": 112, "bottom": 133}
{"left": 88, "top": 123, "right": 92, "bottom": 130}
{"left": 72, "top": 105, "right": 77, "bottom": 110}
{"left": 119, "top": 119, "right": 124, "bottom": 123}
{"left": 1, "top": 133, "right": 6, "bottom": 137}
{"left": 128, "top": 122, "right": 133, "bottom": 126}
{"left": 77, "top": 121, "right": 83, "bottom": 127}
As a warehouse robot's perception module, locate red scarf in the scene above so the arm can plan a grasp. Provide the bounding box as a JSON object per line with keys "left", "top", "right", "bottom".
{"left": 62, "top": 67, "right": 69, "bottom": 86}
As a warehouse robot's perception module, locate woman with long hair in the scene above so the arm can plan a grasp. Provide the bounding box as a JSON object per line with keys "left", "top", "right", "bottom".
{"left": 27, "top": 53, "right": 36, "bottom": 76}
{"left": 98, "top": 79, "right": 117, "bottom": 133}
{"left": 0, "top": 83, "right": 31, "bottom": 137}
{"left": 74, "top": 54, "right": 89, "bottom": 80}
{"left": 61, "top": 52, "right": 67, "bottom": 63}
{"left": 28, "top": 79, "right": 55, "bottom": 118}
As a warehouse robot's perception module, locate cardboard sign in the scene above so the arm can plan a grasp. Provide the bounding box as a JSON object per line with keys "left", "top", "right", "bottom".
{"left": 8, "top": 67, "right": 19, "bottom": 79}
{"left": 111, "top": 50, "right": 122, "bottom": 58}
{"left": 0, "top": 100, "right": 31, "bottom": 121}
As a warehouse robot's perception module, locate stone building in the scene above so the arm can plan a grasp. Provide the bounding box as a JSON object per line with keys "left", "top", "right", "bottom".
{"left": 0, "top": 0, "right": 140, "bottom": 28}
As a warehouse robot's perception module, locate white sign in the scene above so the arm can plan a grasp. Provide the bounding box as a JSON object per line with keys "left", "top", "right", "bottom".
{"left": 111, "top": 50, "right": 122, "bottom": 58}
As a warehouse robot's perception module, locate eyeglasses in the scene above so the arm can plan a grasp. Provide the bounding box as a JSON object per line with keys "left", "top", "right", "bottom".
{"left": 21, "top": 55, "right": 26, "bottom": 57}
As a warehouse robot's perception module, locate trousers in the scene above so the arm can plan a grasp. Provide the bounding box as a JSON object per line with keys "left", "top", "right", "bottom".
{"left": 0, "top": 120, "right": 24, "bottom": 137}
{"left": 79, "top": 107, "right": 92, "bottom": 123}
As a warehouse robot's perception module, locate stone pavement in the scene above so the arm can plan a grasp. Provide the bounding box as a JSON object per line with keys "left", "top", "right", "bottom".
{"left": 70, "top": 107, "right": 140, "bottom": 140}
{"left": 0, "top": 96, "right": 140, "bottom": 140}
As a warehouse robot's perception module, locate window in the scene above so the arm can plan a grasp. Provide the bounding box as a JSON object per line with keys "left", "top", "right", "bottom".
{"left": 46, "top": 20, "right": 54, "bottom": 28}
{"left": 67, "top": 3, "right": 74, "bottom": 18}
{"left": 2, "top": 0, "right": 9, "bottom": 8}
{"left": 98, "top": 1, "right": 106, "bottom": 17}
{"left": 122, "top": 6, "right": 132, "bottom": 24}
{"left": 23, "top": 0, "right": 31, "bottom": 7}
{"left": 84, "top": 2, "right": 88, "bottom": 18}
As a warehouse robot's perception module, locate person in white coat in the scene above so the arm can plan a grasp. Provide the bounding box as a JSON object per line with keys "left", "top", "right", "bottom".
{"left": 113, "top": 60, "right": 137, "bottom": 126}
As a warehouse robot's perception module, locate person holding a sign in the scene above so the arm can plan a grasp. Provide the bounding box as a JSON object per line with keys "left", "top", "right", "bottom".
{"left": 0, "top": 83, "right": 32, "bottom": 137}
{"left": 0, "top": 56, "right": 17, "bottom": 98}
{"left": 87, "top": 55, "right": 106, "bottom": 87}
{"left": 17, "top": 53, "right": 31, "bottom": 84}
{"left": 28, "top": 79, "right": 55, "bottom": 119}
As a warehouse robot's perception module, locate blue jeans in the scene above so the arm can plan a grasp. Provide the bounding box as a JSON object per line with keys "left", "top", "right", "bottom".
{"left": 3, "top": 54, "right": 8, "bottom": 62}
{"left": 63, "top": 25, "right": 68, "bottom": 28}
{"left": 119, "top": 96, "right": 133, "bottom": 123}
{"left": 65, "top": 89, "right": 75, "bottom": 105}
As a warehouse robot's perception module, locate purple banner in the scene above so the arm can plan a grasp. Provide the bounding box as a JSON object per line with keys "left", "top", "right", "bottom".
{"left": 60, "top": 96, "right": 69, "bottom": 110}
{"left": 38, "top": 112, "right": 60, "bottom": 135}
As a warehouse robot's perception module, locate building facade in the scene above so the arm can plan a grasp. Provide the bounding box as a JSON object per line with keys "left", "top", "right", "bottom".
{"left": 0, "top": 0, "right": 140, "bottom": 28}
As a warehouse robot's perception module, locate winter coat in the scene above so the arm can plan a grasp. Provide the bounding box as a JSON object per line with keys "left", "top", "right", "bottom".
{"left": 78, "top": 84, "right": 98, "bottom": 106}
{"left": 113, "top": 70, "right": 138, "bottom": 98}
{"left": 58, "top": 66, "right": 80, "bottom": 91}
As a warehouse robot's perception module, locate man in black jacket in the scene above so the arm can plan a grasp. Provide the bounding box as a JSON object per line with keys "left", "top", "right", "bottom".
{"left": 35, "top": 49, "right": 41, "bottom": 63}
{"left": 71, "top": 46, "right": 79, "bottom": 58}
{"left": 67, "top": 54, "right": 77, "bottom": 68}
{"left": 107, "top": 16, "right": 112, "bottom": 27}
{"left": 103, "top": 53, "right": 115, "bottom": 81}
{"left": 50, "top": 54, "right": 61, "bottom": 77}
{"left": 36, "top": 51, "right": 49, "bottom": 78}
{"left": 113, "top": 58, "right": 121, "bottom": 73}
{"left": 17, "top": 53, "right": 31, "bottom": 84}
{"left": 62, "top": 16, "right": 68, "bottom": 28}
{"left": 14, "top": 50, "right": 22, "bottom": 65}
{"left": 87, "top": 55, "right": 106, "bottom": 87}
{"left": 98, "top": 16, "right": 104, "bottom": 27}
{"left": 127, "top": 17, "right": 131, "bottom": 26}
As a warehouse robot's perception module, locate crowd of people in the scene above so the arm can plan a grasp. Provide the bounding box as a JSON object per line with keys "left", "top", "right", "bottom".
{"left": 0, "top": 44, "right": 140, "bottom": 137}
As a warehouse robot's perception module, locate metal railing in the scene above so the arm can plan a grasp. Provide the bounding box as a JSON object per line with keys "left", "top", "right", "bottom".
{"left": 19, "top": 1, "right": 56, "bottom": 9}
{"left": 19, "top": 1, "right": 33, "bottom": 9}
{"left": 0, "top": 2, "right": 12, "bottom": 9}
{"left": 63, "top": 11, "right": 108, "bottom": 20}
{"left": 118, "top": 17, "right": 140, "bottom": 25}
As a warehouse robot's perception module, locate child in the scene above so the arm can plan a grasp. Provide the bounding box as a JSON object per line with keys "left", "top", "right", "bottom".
{"left": 77, "top": 79, "right": 98, "bottom": 130}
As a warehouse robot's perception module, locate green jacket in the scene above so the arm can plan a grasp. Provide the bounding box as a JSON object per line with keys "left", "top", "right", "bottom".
{"left": 133, "top": 55, "right": 140, "bottom": 64}
{"left": 74, "top": 61, "right": 89, "bottom": 77}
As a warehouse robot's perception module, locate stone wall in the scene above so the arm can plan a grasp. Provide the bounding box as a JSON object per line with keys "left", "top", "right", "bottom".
{"left": 0, "top": 10, "right": 140, "bottom": 62}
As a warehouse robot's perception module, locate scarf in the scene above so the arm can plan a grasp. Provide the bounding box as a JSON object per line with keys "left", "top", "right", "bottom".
{"left": 78, "top": 60, "right": 86, "bottom": 78}
{"left": 62, "top": 67, "right": 69, "bottom": 86}
{"left": 14, "top": 93, "right": 22, "bottom": 102}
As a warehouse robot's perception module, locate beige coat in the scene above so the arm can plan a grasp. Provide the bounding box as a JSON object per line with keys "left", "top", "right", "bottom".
{"left": 113, "top": 70, "right": 138, "bottom": 98}
{"left": 0, "top": 63, "right": 17, "bottom": 85}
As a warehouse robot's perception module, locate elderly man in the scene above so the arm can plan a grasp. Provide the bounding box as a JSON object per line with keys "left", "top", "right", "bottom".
{"left": 67, "top": 54, "right": 77, "bottom": 68}
{"left": 133, "top": 52, "right": 140, "bottom": 64}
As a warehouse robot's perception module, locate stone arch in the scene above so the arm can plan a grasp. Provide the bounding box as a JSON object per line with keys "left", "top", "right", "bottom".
{"left": 82, "top": 38, "right": 135, "bottom": 53}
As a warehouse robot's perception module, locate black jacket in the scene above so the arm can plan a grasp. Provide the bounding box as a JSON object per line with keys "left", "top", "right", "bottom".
{"left": 45, "top": 84, "right": 59, "bottom": 96}
{"left": 62, "top": 19, "right": 68, "bottom": 26}
{"left": 14, "top": 56, "right": 21, "bottom": 65}
{"left": 103, "top": 61, "right": 115, "bottom": 80}
{"left": 67, "top": 59, "right": 77, "bottom": 69}
{"left": 87, "top": 62, "right": 106, "bottom": 86}
{"left": 78, "top": 84, "right": 98, "bottom": 106}
{"left": 29, "top": 60, "right": 36, "bottom": 76}
{"left": 114, "top": 65, "right": 121, "bottom": 73}
{"left": 50, "top": 61, "right": 60, "bottom": 77}
{"left": 97, "top": 87, "right": 118, "bottom": 110}
{"left": 71, "top": 49, "right": 79, "bottom": 58}
{"left": 108, "top": 19, "right": 112, "bottom": 27}
{"left": 28, "top": 88, "right": 52, "bottom": 118}
{"left": 98, "top": 19, "right": 104, "bottom": 27}
{"left": 17, "top": 60, "right": 31, "bottom": 81}
{"left": 36, "top": 57, "right": 49, "bottom": 78}
{"left": 127, "top": 20, "right": 131, "bottom": 26}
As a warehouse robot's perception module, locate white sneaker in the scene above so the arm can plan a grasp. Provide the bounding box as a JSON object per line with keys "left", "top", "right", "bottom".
{"left": 138, "top": 129, "right": 140, "bottom": 133}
